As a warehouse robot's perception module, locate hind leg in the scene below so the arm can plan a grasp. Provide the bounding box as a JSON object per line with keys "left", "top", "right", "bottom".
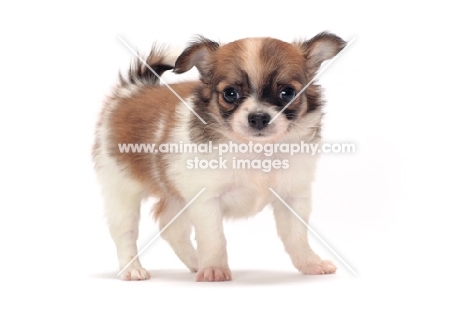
{"left": 98, "top": 162, "right": 150, "bottom": 281}
{"left": 157, "top": 197, "right": 198, "bottom": 272}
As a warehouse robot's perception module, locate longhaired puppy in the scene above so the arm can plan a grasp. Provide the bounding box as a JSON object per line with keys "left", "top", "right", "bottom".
{"left": 93, "top": 32, "right": 346, "bottom": 281}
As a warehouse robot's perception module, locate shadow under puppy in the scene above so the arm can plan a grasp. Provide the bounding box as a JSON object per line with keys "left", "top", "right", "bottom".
{"left": 93, "top": 32, "right": 346, "bottom": 281}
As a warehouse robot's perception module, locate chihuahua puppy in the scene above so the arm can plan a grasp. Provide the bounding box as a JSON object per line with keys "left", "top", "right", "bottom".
{"left": 93, "top": 32, "right": 346, "bottom": 281}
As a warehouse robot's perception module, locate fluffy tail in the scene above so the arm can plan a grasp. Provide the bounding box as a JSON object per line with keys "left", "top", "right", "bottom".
{"left": 119, "top": 45, "right": 180, "bottom": 85}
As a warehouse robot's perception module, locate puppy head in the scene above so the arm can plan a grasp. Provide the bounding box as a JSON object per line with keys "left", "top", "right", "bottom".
{"left": 174, "top": 33, "right": 346, "bottom": 143}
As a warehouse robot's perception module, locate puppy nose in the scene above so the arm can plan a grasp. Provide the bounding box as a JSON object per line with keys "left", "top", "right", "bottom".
{"left": 248, "top": 113, "right": 271, "bottom": 130}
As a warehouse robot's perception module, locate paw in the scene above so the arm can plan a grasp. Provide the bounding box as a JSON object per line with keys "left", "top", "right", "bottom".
{"left": 120, "top": 267, "right": 151, "bottom": 281}
{"left": 196, "top": 267, "right": 232, "bottom": 282}
{"left": 299, "top": 259, "right": 337, "bottom": 275}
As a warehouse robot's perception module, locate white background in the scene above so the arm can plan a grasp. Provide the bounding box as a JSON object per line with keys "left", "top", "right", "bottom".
{"left": 1, "top": 1, "right": 467, "bottom": 310}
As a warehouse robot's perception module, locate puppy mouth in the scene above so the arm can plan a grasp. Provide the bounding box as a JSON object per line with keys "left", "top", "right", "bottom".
{"left": 250, "top": 132, "right": 269, "bottom": 141}
{"left": 235, "top": 127, "right": 282, "bottom": 142}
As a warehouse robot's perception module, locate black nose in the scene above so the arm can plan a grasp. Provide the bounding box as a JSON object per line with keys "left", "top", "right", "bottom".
{"left": 248, "top": 113, "right": 271, "bottom": 130}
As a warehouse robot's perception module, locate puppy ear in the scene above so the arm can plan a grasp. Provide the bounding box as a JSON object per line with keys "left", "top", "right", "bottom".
{"left": 173, "top": 36, "right": 219, "bottom": 75}
{"left": 297, "top": 32, "right": 346, "bottom": 75}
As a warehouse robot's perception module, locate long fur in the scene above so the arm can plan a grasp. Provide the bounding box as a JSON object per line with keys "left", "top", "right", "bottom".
{"left": 94, "top": 33, "right": 345, "bottom": 281}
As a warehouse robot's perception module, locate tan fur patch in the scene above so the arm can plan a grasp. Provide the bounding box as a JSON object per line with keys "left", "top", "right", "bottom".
{"left": 104, "top": 81, "right": 198, "bottom": 199}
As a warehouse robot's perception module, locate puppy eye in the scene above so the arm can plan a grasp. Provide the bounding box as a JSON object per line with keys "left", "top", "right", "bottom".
{"left": 279, "top": 86, "right": 296, "bottom": 103}
{"left": 223, "top": 87, "right": 240, "bottom": 104}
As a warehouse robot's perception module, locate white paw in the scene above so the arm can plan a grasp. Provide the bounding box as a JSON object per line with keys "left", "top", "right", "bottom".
{"left": 120, "top": 267, "right": 150, "bottom": 281}
{"left": 188, "top": 261, "right": 198, "bottom": 273}
{"left": 299, "top": 259, "right": 337, "bottom": 275}
{"left": 196, "top": 267, "right": 232, "bottom": 282}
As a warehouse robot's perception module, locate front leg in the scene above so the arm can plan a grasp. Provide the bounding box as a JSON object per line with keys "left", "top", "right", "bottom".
{"left": 189, "top": 196, "right": 231, "bottom": 282}
{"left": 271, "top": 194, "right": 337, "bottom": 275}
